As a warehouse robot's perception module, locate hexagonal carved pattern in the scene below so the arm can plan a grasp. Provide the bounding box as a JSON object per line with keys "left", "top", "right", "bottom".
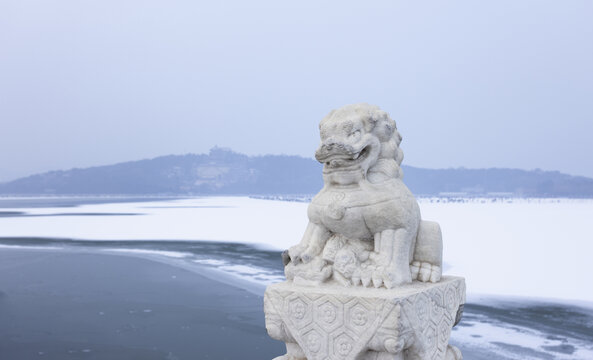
{"left": 314, "top": 297, "right": 344, "bottom": 333}
{"left": 264, "top": 276, "right": 466, "bottom": 360}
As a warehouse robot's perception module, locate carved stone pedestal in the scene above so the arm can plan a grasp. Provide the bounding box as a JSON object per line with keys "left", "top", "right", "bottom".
{"left": 264, "top": 276, "right": 465, "bottom": 360}
{"left": 263, "top": 104, "right": 467, "bottom": 359}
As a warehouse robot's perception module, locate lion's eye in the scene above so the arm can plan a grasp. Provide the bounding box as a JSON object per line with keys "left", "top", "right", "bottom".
{"left": 350, "top": 130, "right": 361, "bottom": 138}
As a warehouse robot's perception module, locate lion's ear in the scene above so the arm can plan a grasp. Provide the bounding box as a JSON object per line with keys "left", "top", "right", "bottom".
{"left": 379, "top": 120, "right": 395, "bottom": 141}
{"left": 394, "top": 129, "right": 403, "bottom": 146}
{"left": 395, "top": 147, "right": 404, "bottom": 166}
{"left": 384, "top": 121, "right": 393, "bottom": 133}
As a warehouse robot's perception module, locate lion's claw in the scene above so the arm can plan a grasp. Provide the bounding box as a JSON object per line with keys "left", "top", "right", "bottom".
{"left": 300, "top": 251, "right": 314, "bottom": 264}
{"left": 288, "top": 244, "right": 304, "bottom": 263}
{"left": 381, "top": 267, "right": 412, "bottom": 289}
{"left": 411, "top": 261, "right": 441, "bottom": 283}
{"left": 360, "top": 267, "right": 373, "bottom": 287}
{"left": 351, "top": 269, "right": 362, "bottom": 286}
{"left": 372, "top": 267, "right": 384, "bottom": 288}
{"left": 288, "top": 245, "right": 319, "bottom": 264}
{"left": 410, "top": 261, "right": 420, "bottom": 279}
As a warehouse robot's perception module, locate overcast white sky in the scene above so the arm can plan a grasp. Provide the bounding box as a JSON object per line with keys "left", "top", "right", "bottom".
{"left": 1, "top": 0, "right": 592, "bottom": 182}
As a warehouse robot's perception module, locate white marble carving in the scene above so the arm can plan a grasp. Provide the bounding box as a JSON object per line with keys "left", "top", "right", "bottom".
{"left": 265, "top": 277, "right": 465, "bottom": 360}
{"left": 285, "top": 103, "right": 442, "bottom": 289}
{"left": 266, "top": 104, "right": 465, "bottom": 360}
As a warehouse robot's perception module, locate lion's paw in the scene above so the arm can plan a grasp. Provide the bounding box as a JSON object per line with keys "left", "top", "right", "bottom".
{"left": 354, "top": 265, "right": 414, "bottom": 289}
{"left": 299, "top": 249, "right": 317, "bottom": 264}
{"left": 288, "top": 244, "right": 305, "bottom": 263}
{"left": 411, "top": 261, "right": 441, "bottom": 283}
{"left": 372, "top": 266, "right": 384, "bottom": 288}
{"left": 359, "top": 266, "right": 374, "bottom": 287}
{"left": 385, "top": 268, "right": 413, "bottom": 289}
{"left": 288, "top": 244, "right": 319, "bottom": 264}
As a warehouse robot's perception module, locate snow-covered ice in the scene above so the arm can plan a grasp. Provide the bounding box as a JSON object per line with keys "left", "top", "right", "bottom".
{"left": 1, "top": 196, "right": 591, "bottom": 303}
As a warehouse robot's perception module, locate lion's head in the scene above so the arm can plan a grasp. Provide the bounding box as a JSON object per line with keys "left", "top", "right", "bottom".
{"left": 315, "top": 103, "right": 404, "bottom": 185}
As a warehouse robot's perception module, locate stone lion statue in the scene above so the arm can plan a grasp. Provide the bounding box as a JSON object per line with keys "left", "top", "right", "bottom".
{"left": 285, "top": 103, "right": 443, "bottom": 289}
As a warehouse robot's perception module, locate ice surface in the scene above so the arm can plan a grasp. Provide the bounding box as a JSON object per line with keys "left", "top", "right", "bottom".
{"left": 453, "top": 316, "right": 593, "bottom": 360}
{"left": 0, "top": 196, "right": 592, "bottom": 303}
{"left": 103, "top": 248, "right": 190, "bottom": 258}
{"left": 0, "top": 196, "right": 309, "bottom": 247}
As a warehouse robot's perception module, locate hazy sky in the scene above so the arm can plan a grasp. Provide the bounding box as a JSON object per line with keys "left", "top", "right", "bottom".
{"left": 1, "top": 0, "right": 592, "bottom": 182}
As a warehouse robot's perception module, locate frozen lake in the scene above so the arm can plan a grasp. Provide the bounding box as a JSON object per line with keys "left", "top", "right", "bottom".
{"left": 1, "top": 196, "right": 592, "bottom": 359}
{"left": 1, "top": 195, "right": 591, "bottom": 302}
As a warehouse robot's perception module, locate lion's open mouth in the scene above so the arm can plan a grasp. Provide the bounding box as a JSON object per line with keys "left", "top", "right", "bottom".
{"left": 323, "top": 145, "right": 371, "bottom": 170}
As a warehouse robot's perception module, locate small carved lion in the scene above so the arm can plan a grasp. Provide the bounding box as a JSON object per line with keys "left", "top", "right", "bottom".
{"left": 285, "top": 103, "right": 443, "bottom": 289}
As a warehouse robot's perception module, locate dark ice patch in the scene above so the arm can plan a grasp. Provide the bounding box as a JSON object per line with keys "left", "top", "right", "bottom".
{"left": 0, "top": 250, "right": 285, "bottom": 360}
{"left": 0, "top": 212, "right": 143, "bottom": 218}
{"left": 0, "top": 196, "right": 180, "bottom": 209}
{"left": 546, "top": 334, "right": 565, "bottom": 341}
{"left": 464, "top": 303, "right": 593, "bottom": 343}
{"left": 490, "top": 342, "right": 555, "bottom": 360}
{"left": 542, "top": 344, "right": 576, "bottom": 355}
{"left": 140, "top": 205, "right": 234, "bottom": 209}
{"left": 0, "top": 211, "right": 26, "bottom": 217}
{"left": 37, "top": 212, "right": 144, "bottom": 217}
{"left": 0, "top": 237, "right": 286, "bottom": 284}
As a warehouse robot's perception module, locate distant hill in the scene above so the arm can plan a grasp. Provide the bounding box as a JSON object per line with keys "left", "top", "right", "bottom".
{"left": 1, "top": 147, "right": 592, "bottom": 198}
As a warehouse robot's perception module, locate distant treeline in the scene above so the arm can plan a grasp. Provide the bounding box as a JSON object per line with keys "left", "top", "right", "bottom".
{"left": 1, "top": 147, "right": 592, "bottom": 198}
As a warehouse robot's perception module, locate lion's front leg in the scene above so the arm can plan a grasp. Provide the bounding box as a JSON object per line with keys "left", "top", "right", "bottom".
{"left": 410, "top": 220, "right": 443, "bottom": 283}
{"left": 288, "top": 221, "right": 315, "bottom": 263}
{"left": 371, "top": 229, "right": 413, "bottom": 288}
{"left": 288, "top": 222, "right": 331, "bottom": 264}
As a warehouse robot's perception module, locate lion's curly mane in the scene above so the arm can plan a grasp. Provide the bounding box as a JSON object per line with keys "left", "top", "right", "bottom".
{"left": 321, "top": 103, "right": 404, "bottom": 183}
